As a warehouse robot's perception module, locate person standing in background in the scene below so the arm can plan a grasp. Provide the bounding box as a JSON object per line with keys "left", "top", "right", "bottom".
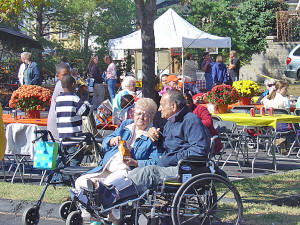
{"left": 0, "top": 104, "right": 6, "bottom": 161}
{"left": 17, "top": 52, "right": 26, "bottom": 85}
{"left": 183, "top": 53, "right": 198, "bottom": 82}
{"left": 23, "top": 52, "right": 42, "bottom": 85}
{"left": 201, "top": 52, "right": 214, "bottom": 91}
{"left": 212, "top": 56, "right": 228, "bottom": 86}
{"left": 229, "top": 50, "right": 240, "bottom": 82}
{"left": 104, "top": 55, "right": 117, "bottom": 103}
{"left": 89, "top": 55, "right": 105, "bottom": 110}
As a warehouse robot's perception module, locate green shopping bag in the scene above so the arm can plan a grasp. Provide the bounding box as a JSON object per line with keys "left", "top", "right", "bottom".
{"left": 33, "top": 141, "right": 59, "bottom": 170}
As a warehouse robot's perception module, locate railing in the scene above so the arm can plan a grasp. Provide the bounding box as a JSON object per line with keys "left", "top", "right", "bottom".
{"left": 276, "top": 11, "right": 300, "bottom": 42}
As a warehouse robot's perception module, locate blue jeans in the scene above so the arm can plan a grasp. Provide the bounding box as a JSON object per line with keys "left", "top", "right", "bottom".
{"left": 107, "top": 79, "right": 116, "bottom": 102}
{"left": 205, "top": 73, "right": 213, "bottom": 91}
{"left": 127, "top": 165, "right": 177, "bottom": 194}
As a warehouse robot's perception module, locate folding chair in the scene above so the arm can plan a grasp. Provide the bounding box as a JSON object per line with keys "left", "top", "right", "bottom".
{"left": 288, "top": 109, "right": 300, "bottom": 158}
{"left": 265, "top": 108, "right": 294, "bottom": 156}
{"left": 213, "top": 121, "right": 244, "bottom": 172}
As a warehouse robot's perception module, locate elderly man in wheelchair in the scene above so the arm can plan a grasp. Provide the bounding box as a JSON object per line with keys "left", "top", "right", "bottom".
{"left": 66, "top": 90, "right": 243, "bottom": 225}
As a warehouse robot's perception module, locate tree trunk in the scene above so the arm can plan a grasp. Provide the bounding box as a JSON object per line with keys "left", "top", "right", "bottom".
{"left": 135, "top": 0, "right": 156, "bottom": 100}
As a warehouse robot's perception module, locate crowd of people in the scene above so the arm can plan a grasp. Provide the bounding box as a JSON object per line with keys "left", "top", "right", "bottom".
{"left": 9, "top": 50, "right": 299, "bottom": 224}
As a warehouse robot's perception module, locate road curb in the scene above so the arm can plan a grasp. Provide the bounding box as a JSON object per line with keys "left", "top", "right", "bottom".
{"left": 0, "top": 198, "right": 61, "bottom": 219}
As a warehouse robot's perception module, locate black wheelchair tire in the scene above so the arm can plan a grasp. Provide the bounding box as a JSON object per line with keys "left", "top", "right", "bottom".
{"left": 22, "top": 206, "right": 40, "bottom": 225}
{"left": 59, "top": 200, "right": 77, "bottom": 221}
{"left": 66, "top": 210, "right": 83, "bottom": 225}
{"left": 171, "top": 173, "right": 243, "bottom": 225}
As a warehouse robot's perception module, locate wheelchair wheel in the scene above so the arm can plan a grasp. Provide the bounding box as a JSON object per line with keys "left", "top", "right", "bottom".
{"left": 66, "top": 210, "right": 83, "bottom": 225}
{"left": 22, "top": 206, "right": 40, "bottom": 225}
{"left": 171, "top": 173, "right": 243, "bottom": 225}
{"left": 59, "top": 200, "right": 77, "bottom": 221}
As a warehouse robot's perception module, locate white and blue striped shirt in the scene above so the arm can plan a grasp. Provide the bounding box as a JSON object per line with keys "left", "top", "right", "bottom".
{"left": 55, "top": 92, "right": 91, "bottom": 145}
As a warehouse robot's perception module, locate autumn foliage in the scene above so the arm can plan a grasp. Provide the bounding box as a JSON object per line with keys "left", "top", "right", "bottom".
{"left": 9, "top": 85, "right": 51, "bottom": 111}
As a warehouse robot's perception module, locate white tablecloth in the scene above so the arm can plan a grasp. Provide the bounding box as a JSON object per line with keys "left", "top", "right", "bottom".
{"left": 5, "top": 123, "right": 38, "bottom": 159}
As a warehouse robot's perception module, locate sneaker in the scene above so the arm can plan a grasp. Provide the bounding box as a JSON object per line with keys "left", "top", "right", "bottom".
{"left": 90, "top": 220, "right": 104, "bottom": 225}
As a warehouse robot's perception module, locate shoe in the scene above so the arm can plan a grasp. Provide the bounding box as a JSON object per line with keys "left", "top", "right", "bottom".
{"left": 90, "top": 220, "right": 104, "bottom": 225}
{"left": 276, "top": 137, "right": 286, "bottom": 146}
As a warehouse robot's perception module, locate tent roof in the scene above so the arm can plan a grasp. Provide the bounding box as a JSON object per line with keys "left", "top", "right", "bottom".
{"left": 0, "top": 27, "right": 43, "bottom": 49}
{"left": 108, "top": 8, "right": 231, "bottom": 50}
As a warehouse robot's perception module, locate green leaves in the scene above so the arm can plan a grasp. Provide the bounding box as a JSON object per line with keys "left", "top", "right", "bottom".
{"left": 174, "top": 0, "right": 288, "bottom": 63}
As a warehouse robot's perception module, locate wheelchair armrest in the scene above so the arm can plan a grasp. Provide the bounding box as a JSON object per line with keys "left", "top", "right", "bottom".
{"left": 181, "top": 155, "right": 208, "bottom": 162}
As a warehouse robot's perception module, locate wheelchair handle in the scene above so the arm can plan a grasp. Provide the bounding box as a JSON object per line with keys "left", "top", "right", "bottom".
{"left": 33, "top": 130, "right": 55, "bottom": 143}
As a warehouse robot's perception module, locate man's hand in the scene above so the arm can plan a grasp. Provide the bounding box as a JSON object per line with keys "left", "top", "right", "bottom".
{"left": 123, "top": 157, "right": 138, "bottom": 167}
{"left": 148, "top": 127, "right": 160, "bottom": 142}
{"left": 109, "top": 136, "right": 121, "bottom": 146}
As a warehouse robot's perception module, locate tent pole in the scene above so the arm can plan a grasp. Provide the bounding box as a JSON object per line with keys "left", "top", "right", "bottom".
{"left": 182, "top": 47, "right": 184, "bottom": 93}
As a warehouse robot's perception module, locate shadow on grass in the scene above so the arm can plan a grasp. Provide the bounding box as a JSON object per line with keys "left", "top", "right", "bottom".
{"left": 244, "top": 210, "right": 300, "bottom": 225}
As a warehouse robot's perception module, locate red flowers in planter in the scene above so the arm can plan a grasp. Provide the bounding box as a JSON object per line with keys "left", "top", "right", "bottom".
{"left": 206, "top": 84, "right": 239, "bottom": 105}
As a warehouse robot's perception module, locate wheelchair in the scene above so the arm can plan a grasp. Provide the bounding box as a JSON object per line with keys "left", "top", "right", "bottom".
{"left": 22, "top": 130, "right": 104, "bottom": 225}
{"left": 63, "top": 136, "right": 243, "bottom": 225}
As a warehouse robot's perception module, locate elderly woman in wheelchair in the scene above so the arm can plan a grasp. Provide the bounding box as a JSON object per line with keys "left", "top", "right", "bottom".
{"left": 66, "top": 90, "right": 243, "bottom": 225}
{"left": 73, "top": 98, "right": 160, "bottom": 224}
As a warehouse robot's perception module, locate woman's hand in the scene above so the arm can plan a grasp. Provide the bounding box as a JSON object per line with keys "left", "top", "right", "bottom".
{"left": 123, "top": 157, "right": 138, "bottom": 167}
{"left": 148, "top": 127, "right": 160, "bottom": 142}
{"left": 109, "top": 136, "right": 121, "bottom": 146}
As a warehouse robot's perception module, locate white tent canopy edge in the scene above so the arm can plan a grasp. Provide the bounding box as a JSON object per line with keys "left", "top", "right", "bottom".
{"left": 108, "top": 8, "right": 231, "bottom": 91}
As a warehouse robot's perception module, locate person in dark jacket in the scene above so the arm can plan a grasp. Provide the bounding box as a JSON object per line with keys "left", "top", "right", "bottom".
{"left": 212, "top": 55, "right": 228, "bottom": 86}
{"left": 88, "top": 55, "right": 105, "bottom": 110}
{"left": 23, "top": 52, "right": 42, "bottom": 85}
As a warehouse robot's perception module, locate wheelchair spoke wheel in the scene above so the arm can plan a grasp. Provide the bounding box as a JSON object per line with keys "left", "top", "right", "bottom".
{"left": 171, "top": 173, "right": 243, "bottom": 225}
{"left": 22, "top": 206, "right": 40, "bottom": 225}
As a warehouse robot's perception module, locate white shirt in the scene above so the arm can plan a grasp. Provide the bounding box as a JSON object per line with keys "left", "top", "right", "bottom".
{"left": 262, "top": 93, "right": 290, "bottom": 109}
{"left": 18, "top": 63, "right": 26, "bottom": 85}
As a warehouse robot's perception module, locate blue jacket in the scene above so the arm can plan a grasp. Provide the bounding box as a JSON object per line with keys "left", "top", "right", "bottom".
{"left": 212, "top": 62, "right": 228, "bottom": 84}
{"left": 157, "top": 106, "right": 211, "bottom": 167}
{"left": 88, "top": 119, "right": 160, "bottom": 173}
{"left": 24, "top": 62, "right": 42, "bottom": 85}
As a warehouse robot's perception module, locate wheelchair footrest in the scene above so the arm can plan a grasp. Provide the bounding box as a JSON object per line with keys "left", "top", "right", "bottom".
{"left": 59, "top": 166, "right": 92, "bottom": 176}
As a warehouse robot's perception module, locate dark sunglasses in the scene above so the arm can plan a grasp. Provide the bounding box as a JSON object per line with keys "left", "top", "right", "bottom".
{"left": 267, "top": 83, "right": 275, "bottom": 87}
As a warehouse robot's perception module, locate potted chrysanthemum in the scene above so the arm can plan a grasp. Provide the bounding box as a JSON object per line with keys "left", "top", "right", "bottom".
{"left": 232, "top": 80, "right": 260, "bottom": 105}
{"left": 206, "top": 84, "right": 239, "bottom": 113}
{"left": 9, "top": 85, "right": 51, "bottom": 118}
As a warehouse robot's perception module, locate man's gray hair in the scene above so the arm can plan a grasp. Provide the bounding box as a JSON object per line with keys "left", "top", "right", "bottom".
{"left": 135, "top": 98, "right": 157, "bottom": 116}
{"left": 165, "top": 89, "right": 186, "bottom": 109}
{"left": 56, "top": 62, "right": 70, "bottom": 74}
{"left": 121, "top": 76, "right": 136, "bottom": 90}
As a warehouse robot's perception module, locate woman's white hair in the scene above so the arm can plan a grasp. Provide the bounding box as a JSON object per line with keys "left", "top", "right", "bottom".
{"left": 135, "top": 98, "right": 157, "bottom": 116}
{"left": 264, "top": 79, "right": 276, "bottom": 86}
{"left": 121, "top": 76, "right": 136, "bottom": 90}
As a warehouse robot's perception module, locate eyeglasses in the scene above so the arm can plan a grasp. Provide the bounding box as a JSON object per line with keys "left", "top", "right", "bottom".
{"left": 267, "top": 84, "right": 275, "bottom": 87}
{"left": 134, "top": 111, "right": 152, "bottom": 118}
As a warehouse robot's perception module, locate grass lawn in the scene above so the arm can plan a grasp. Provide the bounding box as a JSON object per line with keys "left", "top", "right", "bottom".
{"left": 2, "top": 171, "right": 300, "bottom": 224}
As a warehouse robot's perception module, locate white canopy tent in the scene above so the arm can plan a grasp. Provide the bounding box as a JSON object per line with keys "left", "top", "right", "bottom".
{"left": 108, "top": 8, "right": 231, "bottom": 89}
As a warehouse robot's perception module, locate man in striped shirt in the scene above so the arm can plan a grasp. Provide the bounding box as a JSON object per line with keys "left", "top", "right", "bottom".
{"left": 56, "top": 75, "right": 91, "bottom": 166}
